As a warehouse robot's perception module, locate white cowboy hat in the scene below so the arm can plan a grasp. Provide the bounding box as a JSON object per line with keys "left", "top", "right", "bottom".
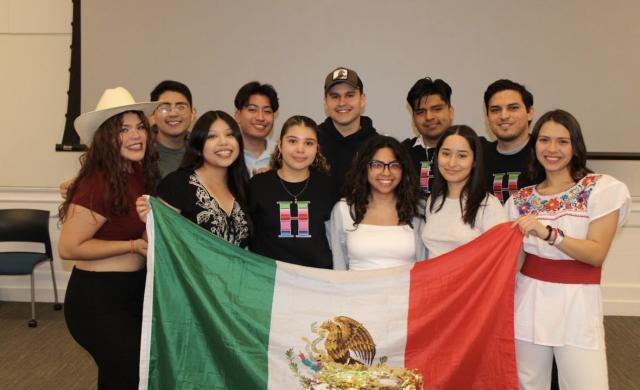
{"left": 74, "top": 87, "right": 158, "bottom": 143}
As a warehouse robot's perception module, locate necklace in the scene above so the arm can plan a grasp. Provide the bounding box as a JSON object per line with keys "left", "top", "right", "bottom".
{"left": 279, "top": 174, "right": 311, "bottom": 203}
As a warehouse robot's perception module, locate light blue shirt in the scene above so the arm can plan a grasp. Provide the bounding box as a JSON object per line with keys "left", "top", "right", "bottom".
{"left": 244, "top": 138, "right": 276, "bottom": 177}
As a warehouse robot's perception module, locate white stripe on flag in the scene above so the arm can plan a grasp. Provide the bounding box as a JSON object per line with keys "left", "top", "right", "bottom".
{"left": 138, "top": 199, "right": 155, "bottom": 390}
{"left": 267, "top": 261, "right": 412, "bottom": 388}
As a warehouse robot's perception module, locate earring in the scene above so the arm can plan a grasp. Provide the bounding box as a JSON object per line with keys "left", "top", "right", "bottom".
{"left": 274, "top": 148, "right": 282, "bottom": 165}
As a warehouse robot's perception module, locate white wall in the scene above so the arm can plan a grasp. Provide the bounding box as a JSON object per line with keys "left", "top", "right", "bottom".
{"left": 0, "top": 0, "right": 76, "bottom": 301}
{"left": 4, "top": 0, "right": 640, "bottom": 188}
{"left": 0, "top": 1, "right": 638, "bottom": 315}
{"left": 81, "top": 1, "right": 640, "bottom": 154}
{"left": 0, "top": 0, "right": 78, "bottom": 188}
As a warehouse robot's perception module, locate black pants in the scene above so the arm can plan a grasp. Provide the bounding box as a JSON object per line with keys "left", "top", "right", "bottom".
{"left": 64, "top": 267, "right": 146, "bottom": 390}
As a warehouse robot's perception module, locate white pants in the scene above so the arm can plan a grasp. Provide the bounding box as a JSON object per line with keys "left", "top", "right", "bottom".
{"left": 515, "top": 339, "right": 609, "bottom": 390}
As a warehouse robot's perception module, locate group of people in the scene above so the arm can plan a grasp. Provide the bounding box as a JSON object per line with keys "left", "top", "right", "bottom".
{"left": 57, "top": 67, "right": 630, "bottom": 390}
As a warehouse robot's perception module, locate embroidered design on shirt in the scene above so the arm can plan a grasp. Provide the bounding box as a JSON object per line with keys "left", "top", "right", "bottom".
{"left": 189, "top": 174, "right": 249, "bottom": 246}
{"left": 278, "top": 201, "right": 311, "bottom": 238}
{"left": 512, "top": 174, "right": 601, "bottom": 217}
{"left": 492, "top": 172, "right": 521, "bottom": 203}
{"left": 419, "top": 160, "right": 433, "bottom": 195}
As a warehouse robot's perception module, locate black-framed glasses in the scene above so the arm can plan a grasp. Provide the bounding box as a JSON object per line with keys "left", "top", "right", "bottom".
{"left": 368, "top": 160, "right": 402, "bottom": 172}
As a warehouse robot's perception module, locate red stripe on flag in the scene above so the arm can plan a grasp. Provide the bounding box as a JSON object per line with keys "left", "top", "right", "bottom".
{"left": 405, "top": 222, "right": 522, "bottom": 389}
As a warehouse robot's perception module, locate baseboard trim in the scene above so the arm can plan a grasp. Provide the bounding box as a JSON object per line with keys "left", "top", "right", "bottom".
{"left": 602, "top": 300, "right": 640, "bottom": 316}
{"left": 0, "top": 286, "right": 66, "bottom": 303}
{"left": 2, "top": 288, "right": 638, "bottom": 316}
{"left": 603, "top": 283, "right": 640, "bottom": 316}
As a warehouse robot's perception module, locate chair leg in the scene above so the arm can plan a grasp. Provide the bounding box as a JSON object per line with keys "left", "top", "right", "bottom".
{"left": 49, "top": 259, "right": 62, "bottom": 310}
{"left": 28, "top": 273, "right": 37, "bottom": 328}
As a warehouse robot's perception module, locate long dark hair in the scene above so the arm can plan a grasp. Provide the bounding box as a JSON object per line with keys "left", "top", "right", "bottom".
{"left": 343, "top": 135, "right": 420, "bottom": 226}
{"left": 528, "top": 109, "right": 592, "bottom": 183}
{"left": 269, "top": 115, "right": 330, "bottom": 174}
{"left": 430, "top": 125, "right": 486, "bottom": 228}
{"left": 180, "top": 110, "right": 250, "bottom": 214}
{"left": 59, "top": 111, "right": 158, "bottom": 221}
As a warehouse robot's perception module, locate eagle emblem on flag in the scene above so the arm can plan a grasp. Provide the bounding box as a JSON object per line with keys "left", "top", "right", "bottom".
{"left": 286, "top": 316, "right": 424, "bottom": 389}
{"left": 320, "top": 316, "right": 376, "bottom": 366}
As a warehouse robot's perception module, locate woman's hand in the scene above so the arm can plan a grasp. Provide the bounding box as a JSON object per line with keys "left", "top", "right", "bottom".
{"left": 132, "top": 238, "right": 148, "bottom": 256}
{"left": 513, "top": 215, "right": 548, "bottom": 240}
{"left": 136, "top": 196, "right": 150, "bottom": 223}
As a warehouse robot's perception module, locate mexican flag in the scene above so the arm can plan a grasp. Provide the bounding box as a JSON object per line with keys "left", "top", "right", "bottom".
{"left": 139, "top": 197, "right": 521, "bottom": 389}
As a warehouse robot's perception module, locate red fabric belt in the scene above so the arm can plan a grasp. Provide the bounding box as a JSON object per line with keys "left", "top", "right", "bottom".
{"left": 521, "top": 254, "right": 601, "bottom": 284}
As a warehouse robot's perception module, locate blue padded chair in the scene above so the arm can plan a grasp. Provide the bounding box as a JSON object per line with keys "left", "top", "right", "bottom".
{"left": 0, "top": 209, "right": 62, "bottom": 327}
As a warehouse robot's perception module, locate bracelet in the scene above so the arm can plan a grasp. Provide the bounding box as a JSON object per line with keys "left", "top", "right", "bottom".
{"left": 552, "top": 228, "right": 565, "bottom": 246}
{"left": 547, "top": 228, "right": 558, "bottom": 245}
{"left": 130, "top": 240, "right": 135, "bottom": 254}
{"left": 543, "top": 225, "right": 553, "bottom": 241}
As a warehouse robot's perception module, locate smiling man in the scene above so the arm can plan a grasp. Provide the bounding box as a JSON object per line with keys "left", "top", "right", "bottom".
{"left": 150, "top": 80, "right": 197, "bottom": 178}
{"left": 401, "top": 77, "right": 454, "bottom": 196}
{"left": 234, "top": 81, "right": 279, "bottom": 177}
{"left": 482, "top": 79, "right": 535, "bottom": 203}
{"left": 484, "top": 78, "right": 563, "bottom": 389}
{"left": 318, "top": 66, "right": 378, "bottom": 192}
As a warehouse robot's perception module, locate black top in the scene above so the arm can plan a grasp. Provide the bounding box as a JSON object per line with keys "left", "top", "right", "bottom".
{"left": 401, "top": 136, "right": 437, "bottom": 197}
{"left": 318, "top": 116, "right": 377, "bottom": 195}
{"left": 481, "top": 137, "right": 535, "bottom": 204}
{"left": 158, "top": 169, "right": 250, "bottom": 248}
{"left": 249, "top": 169, "right": 338, "bottom": 268}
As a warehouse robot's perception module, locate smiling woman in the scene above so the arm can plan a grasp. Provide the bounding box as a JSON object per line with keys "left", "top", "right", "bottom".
{"left": 506, "top": 110, "right": 631, "bottom": 389}
{"left": 248, "top": 115, "right": 337, "bottom": 268}
{"left": 422, "top": 125, "right": 507, "bottom": 259}
{"left": 118, "top": 113, "right": 149, "bottom": 161}
{"left": 140, "top": 110, "right": 251, "bottom": 248}
{"left": 57, "top": 87, "right": 159, "bottom": 389}
{"left": 328, "top": 135, "right": 426, "bottom": 270}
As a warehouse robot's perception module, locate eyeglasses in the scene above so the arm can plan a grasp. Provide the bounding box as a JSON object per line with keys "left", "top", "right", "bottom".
{"left": 156, "top": 102, "right": 190, "bottom": 115}
{"left": 368, "top": 160, "right": 402, "bottom": 172}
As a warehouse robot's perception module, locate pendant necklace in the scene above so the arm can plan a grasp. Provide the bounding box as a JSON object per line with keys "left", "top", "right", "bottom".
{"left": 279, "top": 174, "right": 311, "bottom": 203}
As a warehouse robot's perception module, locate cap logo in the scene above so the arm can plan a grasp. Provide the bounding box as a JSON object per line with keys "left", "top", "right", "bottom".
{"left": 333, "top": 68, "right": 349, "bottom": 81}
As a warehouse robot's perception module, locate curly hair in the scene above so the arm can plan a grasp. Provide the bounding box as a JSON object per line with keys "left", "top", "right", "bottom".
{"left": 343, "top": 135, "right": 420, "bottom": 227}
{"left": 269, "top": 115, "right": 330, "bottom": 174}
{"left": 59, "top": 111, "right": 158, "bottom": 221}
{"left": 528, "top": 109, "right": 593, "bottom": 183}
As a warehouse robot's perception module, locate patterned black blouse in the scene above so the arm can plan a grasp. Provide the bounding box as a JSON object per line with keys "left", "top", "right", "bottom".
{"left": 158, "top": 169, "right": 249, "bottom": 248}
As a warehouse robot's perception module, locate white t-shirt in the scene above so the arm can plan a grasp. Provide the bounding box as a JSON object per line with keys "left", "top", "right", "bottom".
{"left": 422, "top": 194, "right": 507, "bottom": 259}
{"left": 505, "top": 174, "right": 631, "bottom": 349}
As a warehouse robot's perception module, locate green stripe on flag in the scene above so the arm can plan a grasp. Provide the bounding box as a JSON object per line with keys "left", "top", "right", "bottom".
{"left": 145, "top": 197, "right": 277, "bottom": 389}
